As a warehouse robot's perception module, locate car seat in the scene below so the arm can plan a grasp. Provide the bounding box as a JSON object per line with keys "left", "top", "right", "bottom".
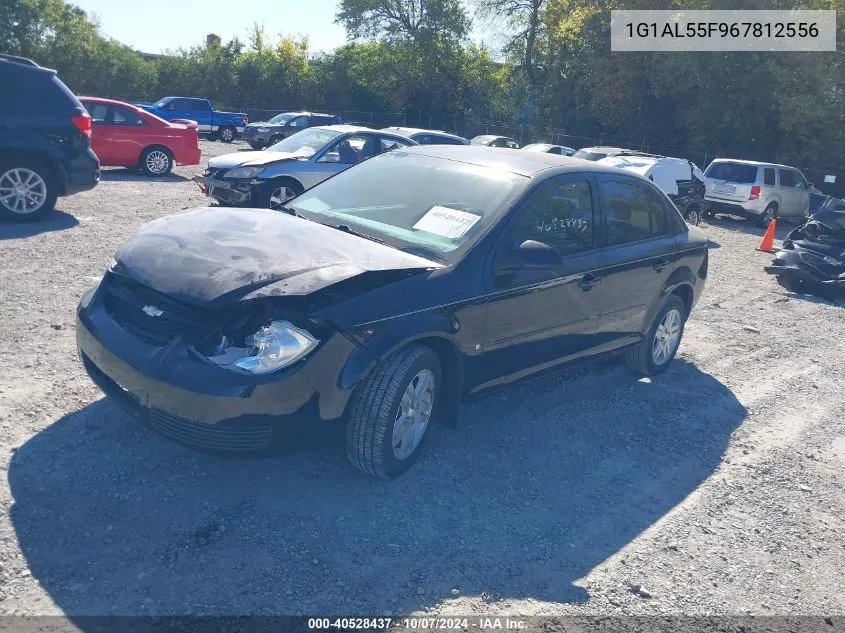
{"left": 338, "top": 141, "right": 360, "bottom": 164}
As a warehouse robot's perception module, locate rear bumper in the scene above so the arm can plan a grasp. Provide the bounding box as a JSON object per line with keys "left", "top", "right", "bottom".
{"left": 703, "top": 198, "right": 762, "bottom": 218}
{"left": 173, "top": 146, "right": 202, "bottom": 166}
{"left": 63, "top": 149, "right": 100, "bottom": 195}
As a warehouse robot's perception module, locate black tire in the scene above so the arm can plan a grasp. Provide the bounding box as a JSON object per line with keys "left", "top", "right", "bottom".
{"left": 776, "top": 275, "right": 801, "bottom": 293}
{"left": 139, "top": 147, "right": 173, "bottom": 176}
{"left": 0, "top": 157, "right": 58, "bottom": 222}
{"left": 625, "top": 295, "right": 687, "bottom": 376}
{"left": 684, "top": 203, "right": 701, "bottom": 226}
{"left": 218, "top": 126, "right": 236, "bottom": 143}
{"left": 268, "top": 134, "right": 284, "bottom": 146}
{"left": 346, "top": 345, "right": 442, "bottom": 479}
{"left": 757, "top": 203, "right": 777, "bottom": 228}
{"left": 255, "top": 178, "right": 303, "bottom": 210}
{"left": 247, "top": 141, "right": 264, "bottom": 150}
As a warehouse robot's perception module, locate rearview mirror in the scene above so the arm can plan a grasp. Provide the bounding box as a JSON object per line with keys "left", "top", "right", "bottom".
{"left": 498, "top": 239, "right": 563, "bottom": 271}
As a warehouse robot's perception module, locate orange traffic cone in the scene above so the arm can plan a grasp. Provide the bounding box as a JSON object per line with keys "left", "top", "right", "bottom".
{"left": 756, "top": 218, "right": 777, "bottom": 253}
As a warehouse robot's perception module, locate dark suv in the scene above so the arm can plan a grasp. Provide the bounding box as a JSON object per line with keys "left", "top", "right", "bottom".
{"left": 242, "top": 111, "right": 343, "bottom": 149}
{"left": 0, "top": 54, "right": 100, "bottom": 222}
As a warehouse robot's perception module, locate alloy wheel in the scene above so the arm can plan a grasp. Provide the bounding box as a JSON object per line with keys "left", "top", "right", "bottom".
{"left": 220, "top": 128, "right": 234, "bottom": 142}
{"left": 145, "top": 151, "right": 170, "bottom": 175}
{"left": 391, "top": 369, "right": 435, "bottom": 460}
{"left": 0, "top": 168, "right": 48, "bottom": 215}
{"left": 652, "top": 308, "right": 682, "bottom": 366}
{"left": 269, "top": 186, "right": 297, "bottom": 210}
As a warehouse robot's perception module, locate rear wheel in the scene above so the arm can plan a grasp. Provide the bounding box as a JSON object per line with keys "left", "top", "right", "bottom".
{"left": 625, "top": 295, "right": 687, "bottom": 376}
{"left": 139, "top": 147, "right": 173, "bottom": 176}
{"left": 346, "top": 345, "right": 442, "bottom": 479}
{"left": 0, "top": 158, "right": 57, "bottom": 222}
{"left": 757, "top": 203, "right": 777, "bottom": 228}
{"left": 247, "top": 141, "right": 264, "bottom": 150}
{"left": 218, "top": 126, "right": 236, "bottom": 143}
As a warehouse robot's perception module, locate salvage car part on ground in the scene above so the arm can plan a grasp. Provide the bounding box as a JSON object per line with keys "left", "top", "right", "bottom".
{"left": 78, "top": 146, "right": 708, "bottom": 479}
{"left": 764, "top": 202, "right": 845, "bottom": 300}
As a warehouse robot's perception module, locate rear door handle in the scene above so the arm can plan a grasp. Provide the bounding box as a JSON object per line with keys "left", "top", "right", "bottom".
{"left": 653, "top": 258, "right": 671, "bottom": 272}
{"left": 578, "top": 274, "right": 601, "bottom": 291}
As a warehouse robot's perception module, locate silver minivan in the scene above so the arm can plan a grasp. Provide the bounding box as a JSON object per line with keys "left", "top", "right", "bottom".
{"left": 703, "top": 159, "right": 812, "bottom": 226}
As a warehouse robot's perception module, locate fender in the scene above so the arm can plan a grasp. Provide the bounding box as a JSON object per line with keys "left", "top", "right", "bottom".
{"left": 641, "top": 265, "right": 696, "bottom": 330}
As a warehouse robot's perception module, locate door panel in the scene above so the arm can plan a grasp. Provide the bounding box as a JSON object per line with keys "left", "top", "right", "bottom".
{"left": 310, "top": 133, "right": 373, "bottom": 185}
{"left": 108, "top": 106, "right": 147, "bottom": 166}
{"left": 594, "top": 175, "right": 680, "bottom": 349}
{"left": 86, "top": 103, "right": 113, "bottom": 163}
{"left": 478, "top": 174, "right": 604, "bottom": 388}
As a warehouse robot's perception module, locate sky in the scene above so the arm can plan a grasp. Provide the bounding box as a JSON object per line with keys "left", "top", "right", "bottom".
{"left": 70, "top": 0, "right": 500, "bottom": 56}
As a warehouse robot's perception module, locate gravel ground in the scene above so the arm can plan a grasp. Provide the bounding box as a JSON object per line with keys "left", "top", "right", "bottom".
{"left": 0, "top": 140, "right": 844, "bottom": 623}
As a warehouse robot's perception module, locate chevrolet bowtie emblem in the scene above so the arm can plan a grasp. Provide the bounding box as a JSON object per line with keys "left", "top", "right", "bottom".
{"left": 142, "top": 305, "right": 164, "bottom": 317}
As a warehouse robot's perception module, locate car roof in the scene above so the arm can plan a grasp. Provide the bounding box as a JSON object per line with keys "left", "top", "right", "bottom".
{"left": 708, "top": 157, "right": 799, "bottom": 170}
{"left": 279, "top": 111, "right": 338, "bottom": 117}
{"left": 401, "top": 145, "right": 634, "bottom": 177}
{"left": 79, "top": 96, "right": 132, "bottom": 106}
{"left": 383, "top": 126, "right": 463, "bottom": 138}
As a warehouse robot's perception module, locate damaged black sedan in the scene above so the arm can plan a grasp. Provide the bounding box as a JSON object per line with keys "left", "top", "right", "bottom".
{"left": 77, "top": 146, "right": 709, "bottom": 479}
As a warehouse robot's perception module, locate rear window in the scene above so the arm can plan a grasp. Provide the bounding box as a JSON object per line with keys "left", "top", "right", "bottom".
{"left": 704, "top": 162, "right": 758, "bottom": 184}
{"left": 0, "top": 66, "right": 82, "bottom": 117}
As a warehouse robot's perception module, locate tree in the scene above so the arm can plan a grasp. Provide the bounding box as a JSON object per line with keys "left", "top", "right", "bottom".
{"left": 474, "top": 0, "right": 544, "bottom": 85}
{"left": 335, "top": 0, "right": 470, "bottom": 44}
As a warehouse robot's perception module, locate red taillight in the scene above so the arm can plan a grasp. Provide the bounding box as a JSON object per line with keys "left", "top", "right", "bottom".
{"left": 750, "top": 185, "right": 761, "bottom": 200}
{"left": 243, "top": 115, "right": 249, "bottom": 124}
{"left": 72, "top": 112, "right": 92, "bottom": 138}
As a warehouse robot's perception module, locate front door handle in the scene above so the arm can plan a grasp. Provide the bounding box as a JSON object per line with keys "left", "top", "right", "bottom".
{"left": 653, "top": 258, "right": 671, "bottom": 272}
{"left": 578, "top": 274, "right": 601, "bottom": 291}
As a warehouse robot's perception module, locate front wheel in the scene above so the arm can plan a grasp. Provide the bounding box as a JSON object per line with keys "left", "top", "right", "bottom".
{"left": 625, "top": 295, "right": 687, "bottom": 376}
{"left": 218, "top": 126, "right": 236, "bottom": 143}
{"left": 684, "top": 203, "right": 701, "bottom": 226}
{"left": 0, "top": 159, "right": 57, "bottom": 222}
{"left": 255, "top": 179, "right": 303, "bottom": 210}
{"left": 346, "top": 345, "right": 442, "bottom": 479}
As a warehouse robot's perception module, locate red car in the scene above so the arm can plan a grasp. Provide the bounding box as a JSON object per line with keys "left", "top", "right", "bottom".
{"left": 78, "top": 97, "right": 201, "bottom": 176}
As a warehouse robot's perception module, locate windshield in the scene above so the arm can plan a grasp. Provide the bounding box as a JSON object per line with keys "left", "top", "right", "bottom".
{"left": 288, "top": 151, "right": 528, "bottom": 262}
{"left": 704, "top": 161, "right": 758, "bottom": 184}
{"left": 267, "top": 127, "right": 342, "bottom": 156}
{"left": 269, "top": 113, "right": 295, "bottom": 124}
{"left": 470, "top": 136, "right": 494, "bottom": 146}
{"left": 572, "top": 149, "right": 607, "bottom": 161}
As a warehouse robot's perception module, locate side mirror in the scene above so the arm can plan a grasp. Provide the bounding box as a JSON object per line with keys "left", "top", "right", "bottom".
{"left": 498, "top": 239, "right": 563, "bottom": 271}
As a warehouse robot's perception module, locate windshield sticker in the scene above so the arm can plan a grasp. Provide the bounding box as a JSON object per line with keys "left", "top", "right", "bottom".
{"left": 413, "top": 206, "right": 481, "bottom": 239}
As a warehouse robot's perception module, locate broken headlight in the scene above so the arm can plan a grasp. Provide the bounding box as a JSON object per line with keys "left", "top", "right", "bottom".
{"left": 225, "top": 166, "right": 264, "bottom": 179}
{"left": 205, "top": 320, "right": 319, "bottom": 375}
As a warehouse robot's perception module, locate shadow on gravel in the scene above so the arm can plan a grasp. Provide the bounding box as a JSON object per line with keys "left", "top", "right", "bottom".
{"left": 100, "top": 169, "right": 189, "bottom": 183}
{"left": 0, "top": 209, "right": 79, "bottom": 239}
{"left": 9, "top": 358, "right": 746, "bottom": 618}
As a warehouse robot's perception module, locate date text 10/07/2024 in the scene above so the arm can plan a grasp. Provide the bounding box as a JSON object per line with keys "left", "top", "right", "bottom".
{"left": 625, "top": 21, "right": 819, "bottom": 39}
{"left": 308, "top": 617, "right": 528, "bottom": 630}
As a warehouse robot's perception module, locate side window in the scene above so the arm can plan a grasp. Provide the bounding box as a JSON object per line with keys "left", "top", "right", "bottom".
{"left": 764, "top": 168, "right": 776, "bottom": 185}
{"left": 507, "top": 140, "right": 520, "bottom": 149}
{"left": 378, "top": 136, "right": 412, "bottom": 154}
{"left": 322, "top": 134, "right": 370, "bottom": 164}
{"left": 167, "top": 99, "right": 188, "bottom": 111}
{"left": 86, "top": 103, "right": 109, "bottom": 123}
{"left": 188, "top": 99, "right": 210, "bottom": 111}
{"left": 112, "top": 106, "right": 144, "bottom": 126}
{"left": 600, "top": 178, "right": 667, "bottom": 246}
{"left": 506, "top": 178, "right": 595, "bottom": 257}
{"left": 778, "top": 169, "right": 796, "bottom": 188}
{"left": 794, "top": 171, "right": 808, "bottom": 189}
{"left": 289, "top": 116, "right": 309, "bottom": 128}
{"left": 549, "top": 147, "right": 561, "bottom": 155}
{"left": 414, "top": 134, "right": 431, "bottom": 144}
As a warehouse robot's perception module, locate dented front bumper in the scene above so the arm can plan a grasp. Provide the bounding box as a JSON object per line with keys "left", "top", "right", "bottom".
{"left": 193, "top": 175, "right": 251, "bottom": 205}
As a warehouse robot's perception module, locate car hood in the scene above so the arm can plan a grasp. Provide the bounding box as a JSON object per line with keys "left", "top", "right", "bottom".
{"left": 114, "top": 207, "right": 442, "bottom": 308}
{"left": 208, "top": 150, "right": 307, "bottom": 169}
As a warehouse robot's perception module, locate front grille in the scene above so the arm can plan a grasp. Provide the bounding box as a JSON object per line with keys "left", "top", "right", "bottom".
{"left": 103, "top": 273, "right": 219, "bottom": 346}
{"left": 149, "top": 409, "right": 272, "bottom": 452}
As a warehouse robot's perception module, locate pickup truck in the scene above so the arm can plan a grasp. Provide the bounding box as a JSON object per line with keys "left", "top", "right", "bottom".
{"left": 134, "top": 97, "right": 248, "bottom": 142}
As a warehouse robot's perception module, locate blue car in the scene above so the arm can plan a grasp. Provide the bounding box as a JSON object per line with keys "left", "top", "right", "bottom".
{"left": 135, "top": 97, "right": 248, "bottom": 142}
